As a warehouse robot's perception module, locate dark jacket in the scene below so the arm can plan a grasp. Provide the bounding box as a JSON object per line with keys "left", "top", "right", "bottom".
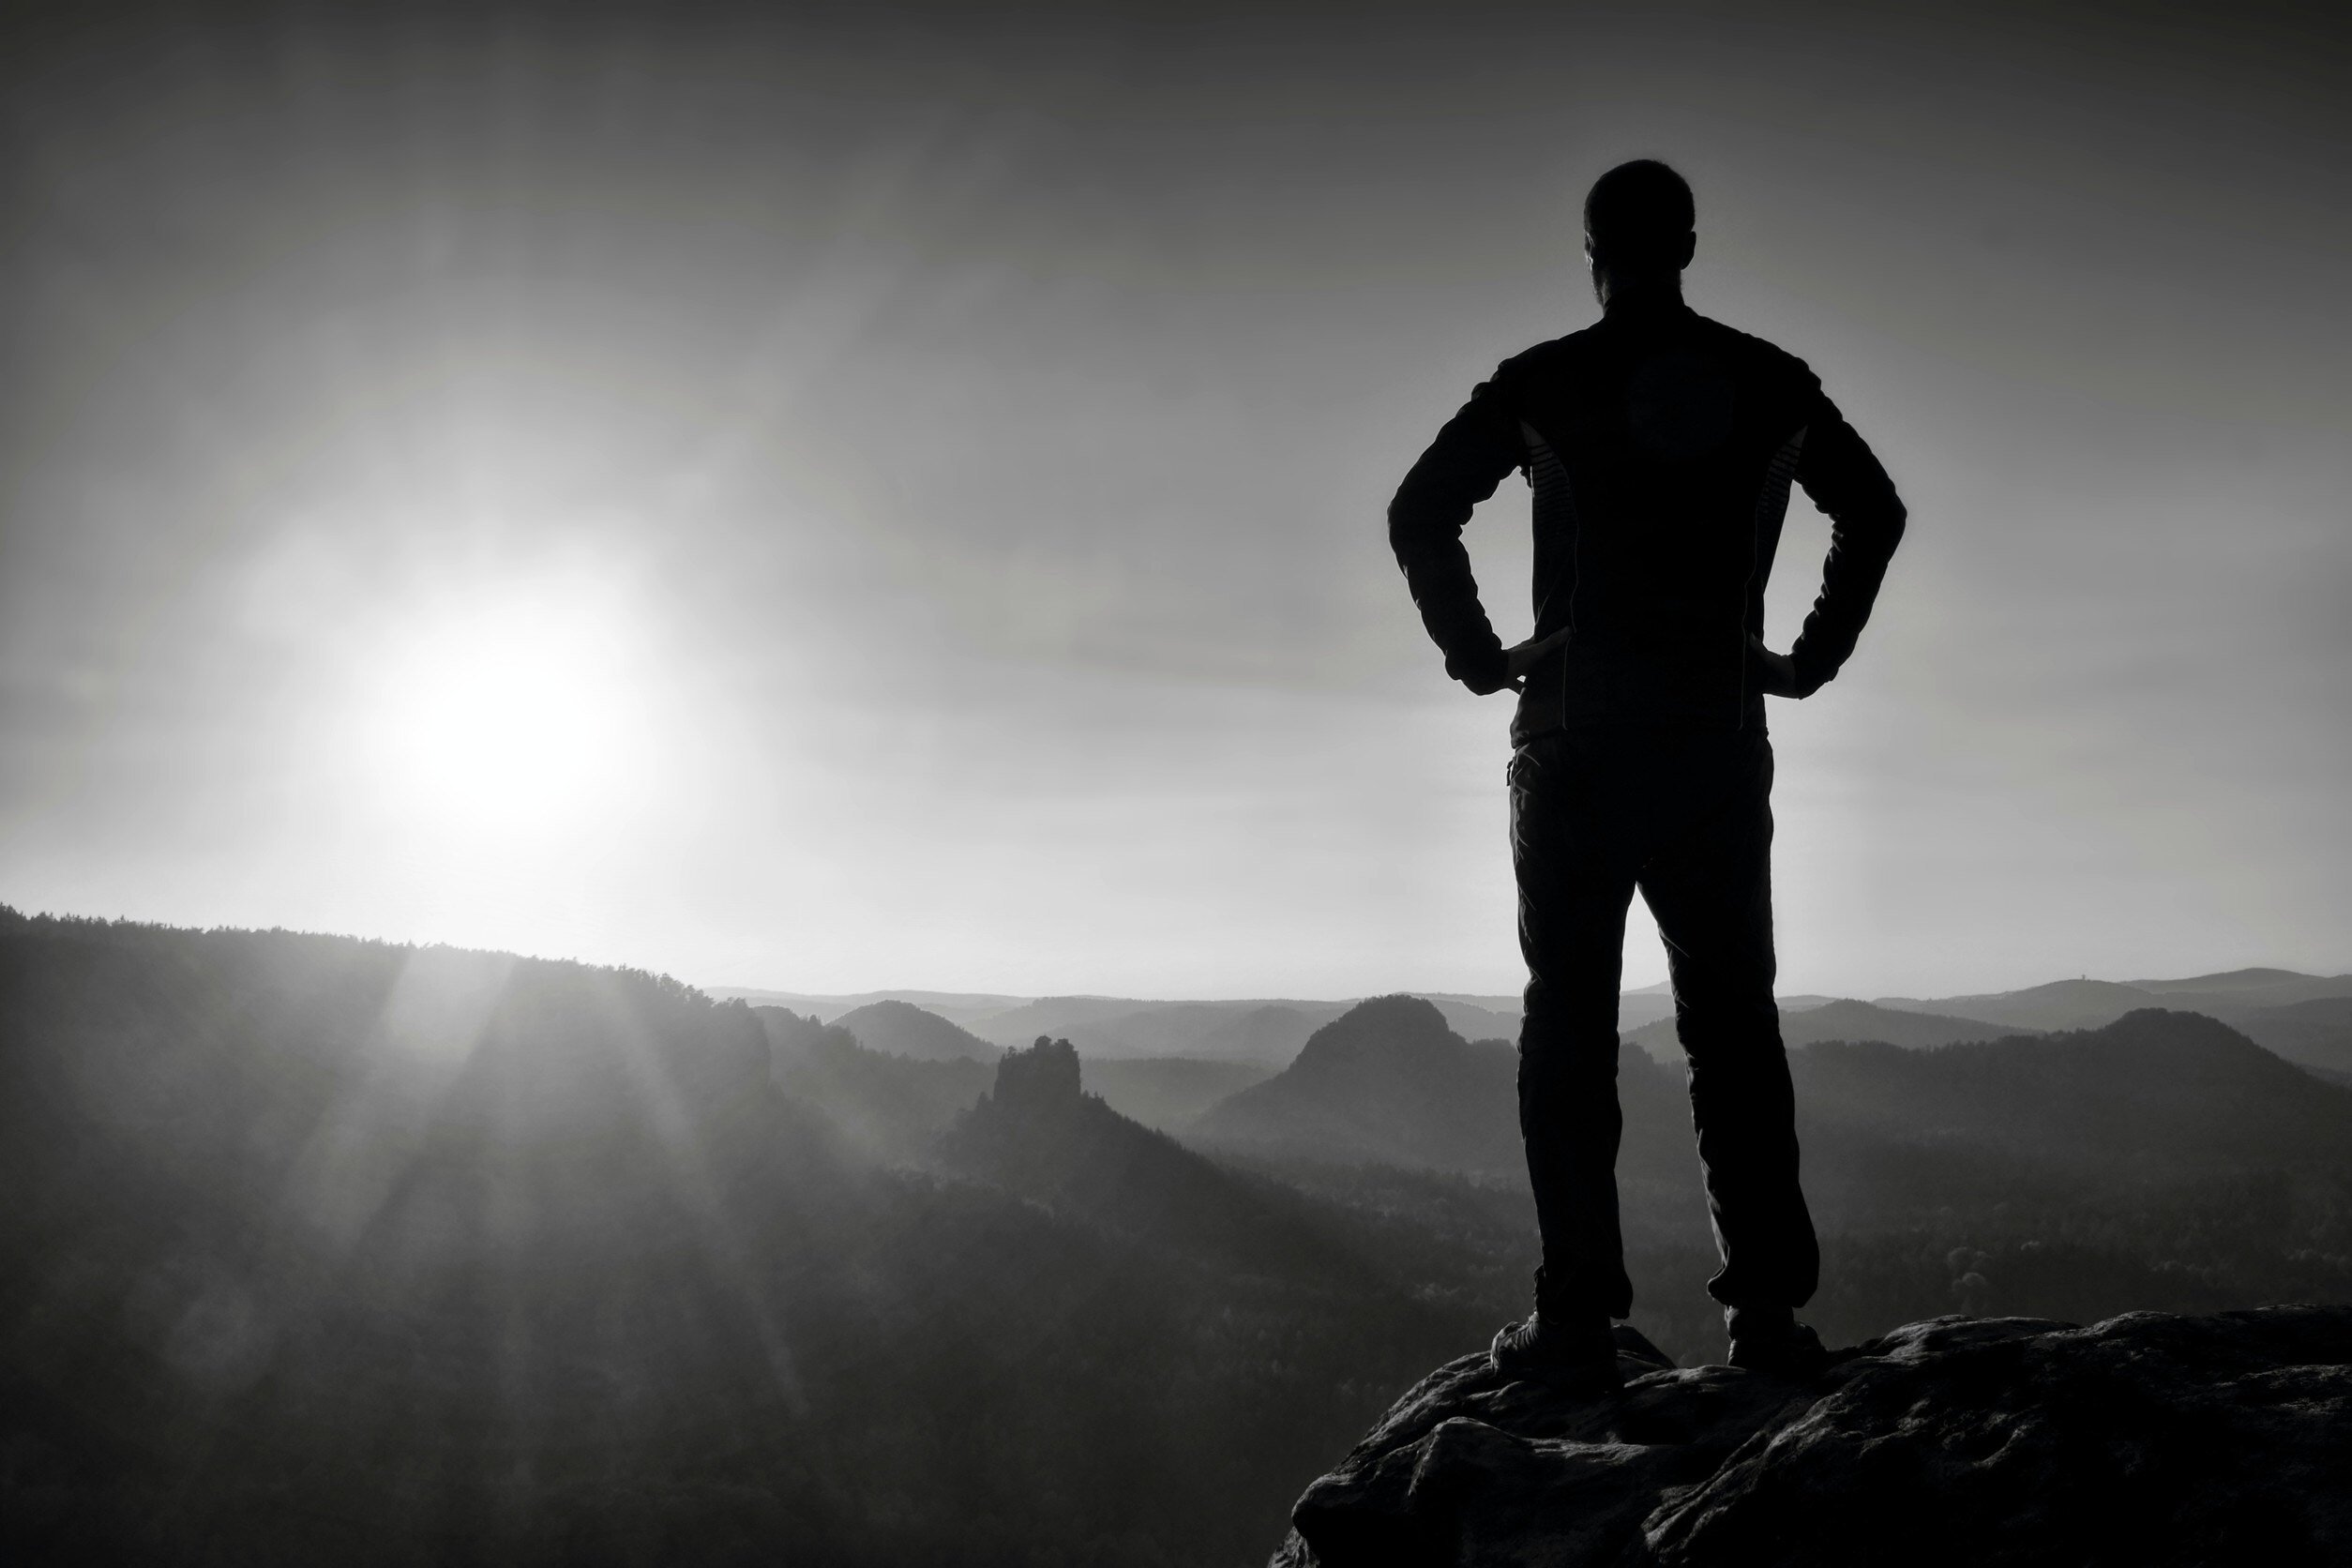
{"left": 1388, "top": 293, "right": 1907, "bottom": 742}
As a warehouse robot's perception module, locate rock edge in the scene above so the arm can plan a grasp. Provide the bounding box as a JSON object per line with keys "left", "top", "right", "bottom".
{"left": 1272, "top": 1305, "right": 2352, "bottom": 1567}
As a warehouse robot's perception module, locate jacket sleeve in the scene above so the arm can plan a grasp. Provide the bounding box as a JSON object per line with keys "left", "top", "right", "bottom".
{"left": 1787, "top": 388, "right": 1907, "bottom": 695}
{"left": 1386, "top": 368, "right": 1527, "bottom": 692}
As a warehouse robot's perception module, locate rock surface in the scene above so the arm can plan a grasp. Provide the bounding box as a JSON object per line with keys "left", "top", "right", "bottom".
{"left": 1272, "top": 1306, "right": 2352, "bottom": 1567}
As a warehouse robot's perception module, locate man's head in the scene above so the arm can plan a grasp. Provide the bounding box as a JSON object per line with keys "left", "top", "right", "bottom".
{"left": 1583, "top": 159, "right": 1696, "bottom": 303}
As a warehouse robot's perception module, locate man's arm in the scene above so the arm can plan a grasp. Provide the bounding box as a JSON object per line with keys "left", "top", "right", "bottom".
{"left": 1386, "top": 370, "right": 1528, "bottom": 695}
{"left": 1783, "top": 391, "right": 1907, "bottom": 696}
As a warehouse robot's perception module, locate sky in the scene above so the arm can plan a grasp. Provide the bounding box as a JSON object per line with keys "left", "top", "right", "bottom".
{"left": 2, "top": 0, "right": 2347, "bottom": 1000}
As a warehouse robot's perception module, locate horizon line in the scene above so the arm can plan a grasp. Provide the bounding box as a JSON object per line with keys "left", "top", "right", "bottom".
{"left": 7, "top": 900, "right": 2343, "bottom": 1009}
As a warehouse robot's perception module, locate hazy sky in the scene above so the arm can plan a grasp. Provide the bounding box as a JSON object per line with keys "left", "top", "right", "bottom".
{"left": 4, "top": 1, "right": 2347, "bottom": 999}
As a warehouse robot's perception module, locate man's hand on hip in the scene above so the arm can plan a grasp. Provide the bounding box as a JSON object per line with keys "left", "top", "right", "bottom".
{"left": 1477, "top": 628, "right": 1572, "bottom": 694}
{"left": 1746, "top": 637, "right": 1807, "bottom": 699}
{"left": 1453, "top": 631, "right": 1563, "bottom": 696}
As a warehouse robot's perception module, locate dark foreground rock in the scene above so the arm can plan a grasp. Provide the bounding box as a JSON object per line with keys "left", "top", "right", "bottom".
{"left": 1273, "top": 1305, "right": 2352, "bottom": 1567}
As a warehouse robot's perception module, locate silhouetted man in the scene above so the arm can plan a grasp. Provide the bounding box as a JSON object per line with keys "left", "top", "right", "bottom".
{"left": 1388, "top": 160, "right": 1906, "bottom": 1385}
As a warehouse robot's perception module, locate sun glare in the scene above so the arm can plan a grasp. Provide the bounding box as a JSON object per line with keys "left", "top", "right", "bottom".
{"left": 360, "top": 580, "right": 655, "bottom": 834}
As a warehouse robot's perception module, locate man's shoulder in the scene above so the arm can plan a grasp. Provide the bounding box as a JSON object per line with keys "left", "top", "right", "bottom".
{"left": 1686, "top": 313, "right": 1822, "bottom": 394}
{"left": 1471, "top": 328, "right": 1606, "bottom": 413}
{"left": 1493, "top": 325, "right": 1605, "bottom": 380}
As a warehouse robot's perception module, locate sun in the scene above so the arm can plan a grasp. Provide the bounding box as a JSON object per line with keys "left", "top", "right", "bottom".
{"left": 359, "top": 580, "right": 653, "bottom": 834}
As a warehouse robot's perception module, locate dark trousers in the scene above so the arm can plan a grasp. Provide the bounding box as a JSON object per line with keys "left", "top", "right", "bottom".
{"left": 1510, "top": 727, "right": 1819, "bottom": 1319}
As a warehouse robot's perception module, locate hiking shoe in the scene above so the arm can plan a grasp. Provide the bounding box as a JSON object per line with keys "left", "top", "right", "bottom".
{"left": 1490, "top": 1311, "right": 1624, "bottom": 1393}
{"left": 1726, "top": 1305, "right": 1830, "bottom": 1378}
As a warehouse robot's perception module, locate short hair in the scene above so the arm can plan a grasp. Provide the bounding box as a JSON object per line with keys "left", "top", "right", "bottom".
{"left": 1584, "top": 159, "right": 1696, "bottom": 273}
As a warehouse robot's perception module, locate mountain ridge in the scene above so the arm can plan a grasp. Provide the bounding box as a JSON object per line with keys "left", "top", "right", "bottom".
{"left": 709, "top": 967, "right": 2352, "bottom": 1075}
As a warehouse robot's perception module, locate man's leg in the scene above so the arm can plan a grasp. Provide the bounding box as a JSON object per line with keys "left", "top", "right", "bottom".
{"left": 1510, "top": 734, "right": 1642, "bottom": 1323}
{"left": 1636, "top": 732, "right": 1819, "bottom": 1317}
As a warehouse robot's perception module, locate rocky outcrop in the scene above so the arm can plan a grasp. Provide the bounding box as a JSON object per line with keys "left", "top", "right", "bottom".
{"left": 992, "top": 1033, "right": 1083, "bottom": 1106}
{"left": 1273, "top": 1306, "right": 2352, "bottom": 1567}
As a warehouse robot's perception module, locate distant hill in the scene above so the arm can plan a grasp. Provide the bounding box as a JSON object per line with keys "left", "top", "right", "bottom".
{"left": 1616, "top": 983, "right": 1679, "bottom": 1030}
{"left": 2124, "top": 973, "right": 2352, "bottom": 1021}
{"left": 1425, "top": 998, "right": 1522, "bottom": 1043}
{"left": 1793, "top": 998, "right": 2044, "bottom": 1048}
{"left": 1410, "top": 991, "right": 1526, "bottom": 1013}
{"left": 968, "top": 994, "right": 1193, "bottom": 1050}
{"left": 831, "top": 997, "right": 998, "bottom": 1062}
{"left": 1191, "top": 996, "right": 1521, "bottom": 1171}
{"left": 1794, "top": 1009, "right": 2352, "bottom": 1177}
{"left": 1187, "top": 1003, "right": 1335, "bottom": 1064}
{"left": 1879, "top": 969, "right": 2352, "bottom": 1034}
{"left": 1080, "top": 1057, "right": 1274, "bottom": 1132}
{"left": 759, "top": 1006, "right": 989, "bottom": 1161}
{"left": 1628, "top": 998, "right": 2043, "bottom": 1060}
{"left": 706, "top": 987, "right": 1026, "bottom": 1027}
{"left": 2129, "top": 967, "right": 2352, "bottom": 1000}
{"left": 2219, "top": 996, "right": 2352, "bottom": 1079}
{"left": 1874, "top": 977, "right": 2161, "bottom": 1032}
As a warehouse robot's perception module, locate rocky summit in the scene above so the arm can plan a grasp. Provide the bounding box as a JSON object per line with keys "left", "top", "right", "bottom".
{"left": 1272, "top": 1305, "right": 2352, "bottom": 1568}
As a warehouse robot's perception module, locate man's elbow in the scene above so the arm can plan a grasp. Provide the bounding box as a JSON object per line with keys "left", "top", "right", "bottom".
{"left": 1386, "top": 487, "right": 1434, "bottom": 563}
{"left": 1855, "top": 490, "right": 1907, "bottom": 556}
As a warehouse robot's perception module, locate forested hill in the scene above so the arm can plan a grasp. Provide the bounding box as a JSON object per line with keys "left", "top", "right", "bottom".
{"left": 1794, "top": 1008, "right": 2352, "bottom": 1173}
{"left": 0, "top": 911, "right": 1500, "bottom": 1568}
{"left": 828, "top": 996, "right": 997, "bottom": 1062}
{"left": 1190, "top": 994, "right": 1528, "bottom": 1171}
